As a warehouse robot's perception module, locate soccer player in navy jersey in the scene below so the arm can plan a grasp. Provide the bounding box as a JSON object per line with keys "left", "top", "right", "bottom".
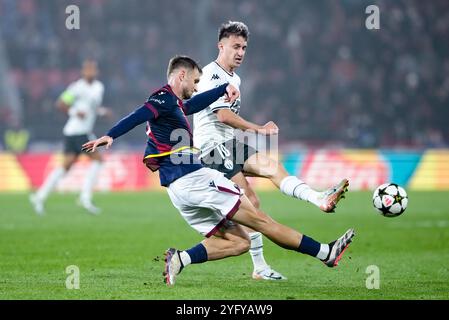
{"left": 82, "top": 55, "right": 355, "bottom": 286}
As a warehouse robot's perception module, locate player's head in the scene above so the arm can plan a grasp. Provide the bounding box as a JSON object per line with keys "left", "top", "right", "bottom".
{"left": 81, "top": 59, "right": 98, "bottom": 83}
{"left": 217, "top": 21, "right": 249, "bottom": 70}
{"left": 167, "top": 55, "right": 203, "bottom": 99}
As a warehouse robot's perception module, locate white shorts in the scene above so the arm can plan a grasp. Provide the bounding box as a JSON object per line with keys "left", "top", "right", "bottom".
{"left": 167, "top": 167, "right": 242, "bottom": 237}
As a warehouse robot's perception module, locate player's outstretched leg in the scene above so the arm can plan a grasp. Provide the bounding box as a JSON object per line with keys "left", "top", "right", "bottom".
{"left": 243, "top": 153, "right": 349, "bottom": 213}
{"left": 230, "top": 196, "right": 356, "bottom": 266}
{"left": 163, "top": 196, "right": 355, "bottom": 286}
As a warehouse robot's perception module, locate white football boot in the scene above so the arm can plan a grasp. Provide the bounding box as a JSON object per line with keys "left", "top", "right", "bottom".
{"left": 317, "top": 179, "right": 349, "bottom": 213}
{"left": 322, "top": 228, "right": 356, "bottom": 267}
{"left": 252, "top": 266, "right": 287, "bottom": 280}
{"left": 29, "top": 193, "right": 45, "bottom": 216}
{"left": 78, "top": 197, "right": 101, "bottom": 215}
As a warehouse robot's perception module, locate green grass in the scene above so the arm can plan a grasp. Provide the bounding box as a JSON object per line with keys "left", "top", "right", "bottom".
{"left": 0, "top": 191, "right": 448, "bottom": 299}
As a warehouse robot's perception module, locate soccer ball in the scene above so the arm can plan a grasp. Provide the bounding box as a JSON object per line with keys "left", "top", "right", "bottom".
{"left": 372, "top": 183, "right": 408, "bottom": 217}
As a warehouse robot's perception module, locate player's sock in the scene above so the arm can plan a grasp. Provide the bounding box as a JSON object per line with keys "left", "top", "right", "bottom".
{"left": 280, "top": 176, "right": 321, "bottom": 206}
{"left": 36, "top": 167, "right": 66, "bottom": 201}
{"left": 249, "top": 232, "right": 269, "bottom": 272}
{"left": 179, "top": 243, "right": 208, "bottom": 268}
{"left": 296, "top": 235, "right": 330, "bottom": 260}
{"left": 80, "top": 160, "right": 102, "bottom": 202}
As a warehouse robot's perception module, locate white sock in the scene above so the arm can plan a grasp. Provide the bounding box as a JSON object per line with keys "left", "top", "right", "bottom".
{"left": 317, "top": 244, "right": 330, "bottom": 260}
{"left": 179, "top": 251, "right": 191, "bottom": 267}
{"left": 36, "top": 167, "right": 66, "bottom": 201}
{"left": 280, "top": 176, "right": 321, "bottom": 206}
{"left": 80, "top": 160, "right": 102, "bottom": 202}
{"left": 249, "top": 232, "right": 269, "bottom": 272}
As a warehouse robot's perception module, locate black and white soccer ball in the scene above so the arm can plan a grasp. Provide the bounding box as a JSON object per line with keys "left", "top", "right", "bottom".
{"left": 372, "top": 183, "right": 408, "bottom": 217}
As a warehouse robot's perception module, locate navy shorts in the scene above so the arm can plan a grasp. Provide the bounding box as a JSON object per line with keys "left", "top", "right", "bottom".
{"left": 63, "top": 134, "right": 90, "bottom": 155}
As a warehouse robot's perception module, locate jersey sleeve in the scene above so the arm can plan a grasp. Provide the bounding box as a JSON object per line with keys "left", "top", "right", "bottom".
{"left": 197, "top": 68, "right": 231, "bottom": 113}
{"left": 145, "top": 90, "right": 175, "bottom": 118}
{"left": 106, "top": 105, "right": 155, "bottom": 139}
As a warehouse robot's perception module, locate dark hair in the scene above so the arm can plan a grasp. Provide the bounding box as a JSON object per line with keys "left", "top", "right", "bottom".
{"left": 167, "top": 55, "right": 202, "bottom": 78}
{"left": 218, "top": 21, "right": 249, "bottom": 41}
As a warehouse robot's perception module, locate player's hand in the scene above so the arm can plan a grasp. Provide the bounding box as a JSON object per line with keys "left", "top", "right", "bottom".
{"left": 224, "top": 84, "right": 239, "bottom": 103}
{"left": 82, "top": 135, "right": 113, "bottom": 153}
{"left": 98, "top": 106, "right": 113, "bottom": 119}
{"left": 258, "top": 121, "right": 279, "bottom": 135}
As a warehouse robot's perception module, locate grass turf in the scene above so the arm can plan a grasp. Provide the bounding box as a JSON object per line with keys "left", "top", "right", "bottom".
{"left": 0, "top": 191, "right": 448, "bottom": 300}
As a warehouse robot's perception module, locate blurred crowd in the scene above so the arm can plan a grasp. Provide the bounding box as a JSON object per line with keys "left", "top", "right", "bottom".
{"left": 1, "top": 0, "right": 448, "bottom": 149}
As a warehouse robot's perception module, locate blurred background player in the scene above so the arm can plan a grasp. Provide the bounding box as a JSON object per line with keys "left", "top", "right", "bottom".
{"left": 193, "top": 21, "right": 349, "bottom": 280}
{"left": 29, "top": 59, "right": 108, "bottom": 215}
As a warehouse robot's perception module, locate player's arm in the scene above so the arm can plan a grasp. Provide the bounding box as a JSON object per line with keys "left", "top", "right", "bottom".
{"left": 183, "top": 84, "right": 239, "bottom": 115}
{"left": 82, "top": 104, "right": 156, "bottom": 153}
{"left": 55, "top": 90, "right": 75, "bottom": 114}
{"left": 216, "top": 109, "right": 279, "bottom": 135}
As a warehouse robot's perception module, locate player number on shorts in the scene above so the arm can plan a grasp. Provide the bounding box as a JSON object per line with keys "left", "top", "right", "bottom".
{"left": 217, "top": 144, "right": 231, "bottom": 159}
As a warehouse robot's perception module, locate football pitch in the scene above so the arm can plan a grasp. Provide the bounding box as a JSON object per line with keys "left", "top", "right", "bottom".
{"left": 1, "top": 191, "right": 448, "bottom": 300}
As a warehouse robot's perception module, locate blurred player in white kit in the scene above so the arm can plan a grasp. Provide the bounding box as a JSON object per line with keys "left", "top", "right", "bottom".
{"left": 30, "top": 59, "right": 109, "bottom": 215}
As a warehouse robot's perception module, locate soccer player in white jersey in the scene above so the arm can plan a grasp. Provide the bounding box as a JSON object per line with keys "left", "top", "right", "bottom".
{"left": 193, "top": 21, "right": 349, "bottom": 281}
{"left": 30, "top": 59, "right": 109, "bottom": 215}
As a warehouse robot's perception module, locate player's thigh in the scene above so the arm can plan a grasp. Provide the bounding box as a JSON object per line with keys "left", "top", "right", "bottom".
{"left": 231, "top": 171, "right": 260, "bottom": 209}
{"left": 230, "top": 195, "right": 274, "bottom": 232}
{"left": 62, "top": 153, "right": 78, "bottom": 170}
{"left": 243, "top": 153, "right": 288, "bottom": 180}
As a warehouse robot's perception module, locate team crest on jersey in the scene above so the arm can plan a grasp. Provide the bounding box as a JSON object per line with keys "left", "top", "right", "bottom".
{"left": 224, "top": 159, "right": 234, "bottom": 170}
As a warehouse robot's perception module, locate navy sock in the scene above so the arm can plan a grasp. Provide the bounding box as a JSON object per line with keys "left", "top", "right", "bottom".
{"left": 185, "top": 243, "right": 208, "bottom": 264}
{"left": 297, "top": 235, "right": 321, "bottom": 257}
